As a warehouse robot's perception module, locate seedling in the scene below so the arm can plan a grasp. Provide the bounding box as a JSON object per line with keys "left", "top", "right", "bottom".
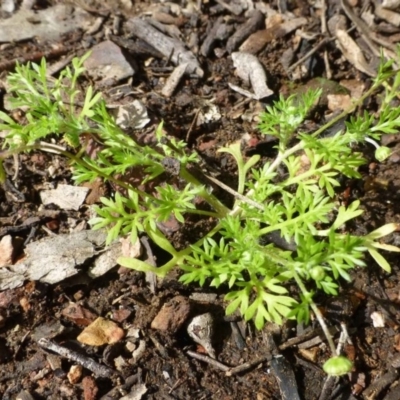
{"left": 1, "top": 54, "right": 400, "bottom": 374}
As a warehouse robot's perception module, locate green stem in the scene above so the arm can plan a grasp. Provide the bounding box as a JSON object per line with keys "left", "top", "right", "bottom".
{"left": 185, "top": 209, "right": 221, "bottom": 217}
{"left": 1, "top": 143, "right": 159, "bottom": 201}
{"left": 292, "top": 271, "right": 337, "bottom": 356}
{"left": 264, "top": 74, "right": 393, "bottom": 178}
{"left": 281, "top": 163, "right": 332, "bottom": 187}
{"left": 258, "top": 204, "right": 331, "bottom": 236}
{"left": 179, "top": 166, "right": 230, "bottom": 217}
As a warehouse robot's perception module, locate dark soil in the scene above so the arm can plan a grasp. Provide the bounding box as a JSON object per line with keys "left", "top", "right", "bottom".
{"left": 1, "top": 1, "right": 400, "bottom": 400}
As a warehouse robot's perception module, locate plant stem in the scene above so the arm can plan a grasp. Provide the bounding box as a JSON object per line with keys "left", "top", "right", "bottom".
{"left": 186, "top": 209, "right": 221, "bottom": 217}
{"left": 0, "top": 143, "right": 157, "bottom": 198}
{"left": 292, "top": 271, "right": 337, "bottom": 356}
{"left": 179, "top": 166, "right": 230, "bottom": 216}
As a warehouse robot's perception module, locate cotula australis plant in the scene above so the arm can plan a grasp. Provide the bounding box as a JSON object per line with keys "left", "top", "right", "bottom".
{"left": 1, "top": 53, "right": 400, "bottom": 374}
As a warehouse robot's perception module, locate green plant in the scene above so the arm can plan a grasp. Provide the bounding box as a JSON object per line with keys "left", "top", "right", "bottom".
{"left": 1, "top": 54, "right": 400, "bottom": 374}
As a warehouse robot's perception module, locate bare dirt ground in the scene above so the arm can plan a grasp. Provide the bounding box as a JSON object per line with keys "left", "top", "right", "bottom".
{"left": 1, "top": 0, "right": 400, "bottom": 399}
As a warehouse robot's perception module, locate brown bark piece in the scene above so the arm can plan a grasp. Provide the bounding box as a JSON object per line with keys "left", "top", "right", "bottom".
{"left": 82, "top": 376, "right": 99, "bottom": 400}
{"left": 363, "top": 368, "right": 399, "bottom": 399}
{"left": 61, "top": 303, "right": 98, "bottom": 327}
{"left": 126, "top": 17, "right": 203, "bottom": 77}
{"left": 201, "top": 17, "right": 233, "bottom": 57}
{"left": 226, "top": 10, "right": 264, "bottom": 53}
{"left": 240, "top": 17, "right": 307, "bottom": 54}
{"left": 151, "top": 295, "right": 191, "bottom": 333}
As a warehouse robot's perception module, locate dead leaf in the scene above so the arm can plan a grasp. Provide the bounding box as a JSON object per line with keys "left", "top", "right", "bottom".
{"left": 0, "top": 230, "right": 120, "bottom": 291}
{"left": 82, "top": 178, "right": 107, "bottom": 205}
{"left": 111, "top": 100, "right": 150, "bottom": 129}
{"left": 335, "top": 29, "right": 376, "bottom": 77}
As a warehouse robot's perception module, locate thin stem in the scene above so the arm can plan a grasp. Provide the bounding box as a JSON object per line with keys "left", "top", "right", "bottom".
{"left": 281, "top": 163, "right": 332, "bottom": 187}
{"left": 19, "top": 143, "right": 158, "bottom": 201}
{"left": 266, "top": 142, "right": 304, "bottom": 176}
{"left": 185, "top": 209, "right": 221, "bottom": 217}
{"left": 258, "top": 204, "right": 331, "bottom": 236}
{"left": 179, "top": 166, "right": 230, "bottom": 216}
{"left": 2, "top": 143, "right": 229, "bottom": 218}
{"left": 204, "top": 173, "right": 264, "bottom": 211}
{"left": 292, "top": 271, "right": 337, "bottom": 356}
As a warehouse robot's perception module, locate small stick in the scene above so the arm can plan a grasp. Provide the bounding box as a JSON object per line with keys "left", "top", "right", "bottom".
{"left": 340, "top": 0, "right": 381, "bottom": 57}
{"left": 0, "top": 46, "right": 71, "bottom": 71}
{"left": 185, "top": 108, "right": 201, "bottom": 143}
{"left": 12, "top": 154, "right": 20, "bottom": 181}
{"left": 140, "top": 236, "right": 157, "bottom": 294}
{"left": 14, "top": 330, "right": 31, "bottom": 359}
{"left": 23, "top": 225, "right": 38, "bottom": 246}
{"left": 204, "top": 174, "right": 264, "bottom": 211}
{"left": 46, "top": 54, "right": 75, "bottom": 77}
{"left": 279, "top": 325, "right": 339, "bottom": 350}
{"left": 169, "top": 377, "right": 187, "bottom": 394}
{"left": 187, "top": 350, "right": 230, "bottom": 372}
{"left": 99, "top": 372, "right": 140, "bottom": 400}
{"left": 37, "top": 338, "right": 118, "bottom": 378}
{"left": 320, "top": 0, "right": 332, "bottom": 79}
{"left": 288, "top": 37, "right": 332, "bottom": 72}
{"left": 225, "top": 355, "right": 271, "bottom": 376}
{"left": 148, "top": 334, "right": 169, "bottom": 358}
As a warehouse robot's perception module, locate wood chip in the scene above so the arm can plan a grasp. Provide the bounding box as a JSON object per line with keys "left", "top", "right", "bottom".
{"left": 126, "top": 17, "right": 203, "bottom": 77}
{"left": 239, "top": 17, "right": 307, "bottom": 54}
{"left": 0, "top": 230, "right": 120, "bottom": 290}
{"left": 374, "top": 1, "right": 400, "bottom": 27}
{"left": 227, "top": 10, "right": 264, "bottom": 53}
{"left": 382, "top": 0, "right": 400, "bottom": 9}
{"left": 161, "top": 63, "right": 189, "bottom": 97}
{"left": 231, "top": 52, "right": 273, "bottom": 99}
{"left": 40, "top": 184, "right": 89, "bottom": 211}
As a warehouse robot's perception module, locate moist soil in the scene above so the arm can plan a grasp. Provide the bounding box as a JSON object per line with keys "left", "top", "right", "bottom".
{"left": 1, "top": 1, "right": 400, "bottom": 400}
